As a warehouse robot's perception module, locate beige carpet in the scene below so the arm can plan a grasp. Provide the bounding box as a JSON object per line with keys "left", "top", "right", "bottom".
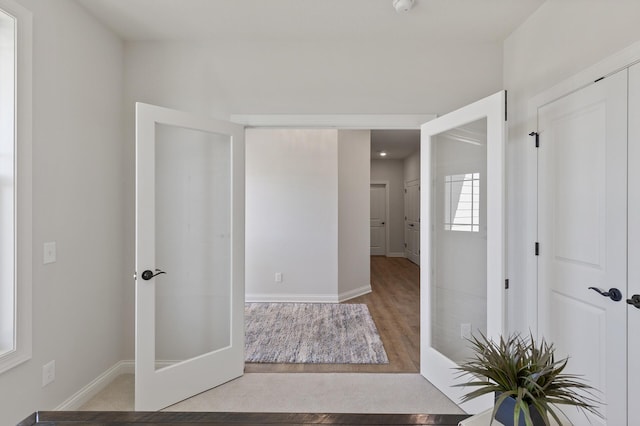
{"left": 78, "top": 373, "right": 466, "bottom": 414}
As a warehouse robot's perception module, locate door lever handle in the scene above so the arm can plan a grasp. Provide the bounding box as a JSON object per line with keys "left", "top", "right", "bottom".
{"left": 141, "top": 269, "right": 166, "bottom": 281}
{"left": 588, "top": 287, "right": 623, "bottom": 302}
{"left": 627, "top": 294, "right": 640, "bottom": 309}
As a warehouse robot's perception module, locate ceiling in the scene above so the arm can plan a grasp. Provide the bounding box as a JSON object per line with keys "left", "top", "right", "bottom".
{"left": 76, "top": 0, "right": 544, "bottom": 43}
{"left": 371, "top": 130, "right": 420, "bottom": 160}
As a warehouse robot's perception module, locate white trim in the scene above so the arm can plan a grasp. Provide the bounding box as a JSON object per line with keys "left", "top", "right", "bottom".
{"left": 525, "top": 39, "right": 640, "bottom": 335}
{"left": 230, "top": 114, "right": 436, "bottom": 129}
{"left": 245, "top": 293, "right": 340, "bottom": 303}
{"left": 529, "top": 39, "right": 640, "bottom": 111}
{"left": 387, "top": 252, "right": 406, "bottom": 258}
{"left": 55, "top": 361, "right": 135, "bottom": 411}
{"left": 0, "top": 0, "right": 32, "bottom": 375}
{"left": 338, "top": 284, "right": 372, "bottom": 302}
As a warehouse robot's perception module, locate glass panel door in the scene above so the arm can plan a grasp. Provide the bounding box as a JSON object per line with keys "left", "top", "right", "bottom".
{"left": 420, "top": 91, "right": 505, "bottom": 414}
{"left": 135, "top": 103, "right": 245, "bottom": 411}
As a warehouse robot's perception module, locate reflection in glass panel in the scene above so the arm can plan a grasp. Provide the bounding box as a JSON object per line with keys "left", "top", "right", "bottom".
{"left": 154, "top": 123, "right": 231, "bottom": 370}
{"left": 431, "top": 118, "right": 487, "bottom": 364}
{"left": 444, "top": 173, "right": 480, "bottom": 232}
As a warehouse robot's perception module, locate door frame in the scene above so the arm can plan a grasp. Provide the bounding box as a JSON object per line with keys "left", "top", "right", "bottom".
{"left": 370, "top": 180, "right": 390, "bottom": 256}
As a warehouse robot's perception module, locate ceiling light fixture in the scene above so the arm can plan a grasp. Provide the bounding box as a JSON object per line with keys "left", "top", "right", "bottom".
{"left": 379, "top": 151, "right": 387, "bottom": 157}
{"left": 393, "top": 0, "right": 415, "bottom": 13}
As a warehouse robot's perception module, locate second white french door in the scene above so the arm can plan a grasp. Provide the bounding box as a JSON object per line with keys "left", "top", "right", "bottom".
{"left": 420, "top": 91, "right": 506, "bottom": 414}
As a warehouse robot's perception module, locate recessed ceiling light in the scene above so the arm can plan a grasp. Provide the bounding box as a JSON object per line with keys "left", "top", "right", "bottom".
{"left": 379, "top": 151, "right": 387, "bottom": 157}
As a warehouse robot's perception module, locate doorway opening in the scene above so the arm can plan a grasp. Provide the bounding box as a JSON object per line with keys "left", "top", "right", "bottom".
{"left": 243, "top": 127, "right": 421, "bottom": 373}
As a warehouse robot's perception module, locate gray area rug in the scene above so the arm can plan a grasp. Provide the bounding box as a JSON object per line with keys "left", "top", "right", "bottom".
{"left": 245, "top": 303, "right": 389, "bottom": 364}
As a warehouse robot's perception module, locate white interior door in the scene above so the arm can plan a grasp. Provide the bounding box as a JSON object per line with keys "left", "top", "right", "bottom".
{"left": 370, "top": 183, "right": 387, "bottom": 255}
{"left": 135, "top": 103, "right": 245, "bottom": 411}
{"left": 537, "top": 70, "right": 627, "bottom": 425}
{"left": 420, "top": 91, "right": 505, "bottom": 414}
{"left": 404, "top": 180, "right": 420, "bottom": 264}
{"left": 629, "top": 62, "right": 640, "bottom": 426}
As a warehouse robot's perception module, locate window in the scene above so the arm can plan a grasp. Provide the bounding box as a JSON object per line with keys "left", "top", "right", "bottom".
{"left": 0, "top": 6, "right": 16, "bottom": 358}
{"left": 444, "top": 173, "right": 480, "bottom": 232}
{"left": 0, "top": 0, "right": 31, "bottom": 374}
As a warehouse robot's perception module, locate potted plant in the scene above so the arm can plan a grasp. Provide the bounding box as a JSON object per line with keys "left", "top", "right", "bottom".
{"left": 455, "top": 333, "right": 601, "bottom": 426}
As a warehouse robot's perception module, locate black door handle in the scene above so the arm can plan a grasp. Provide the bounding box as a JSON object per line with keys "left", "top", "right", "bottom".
{"left": 141, "top": 269, "right": 166, "bottom": 280}
{"left": 627, "top": 294, "right": 640, "bottom": 309}
{"left": 588, "top": 287, "right": 622, "bottom": 302}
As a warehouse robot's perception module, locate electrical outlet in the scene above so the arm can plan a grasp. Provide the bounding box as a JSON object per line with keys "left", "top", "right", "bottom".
{"left": 461, "top": 323, "right": 472, "bottom": 340}
{"left": 43, "top": 242, "right": 57, "bottom": 264}
{"left": 275, "top": 272, "right": 283, "bottom": 283}
{"left": 42, "top": 360, "right": 55, "bottom": 387}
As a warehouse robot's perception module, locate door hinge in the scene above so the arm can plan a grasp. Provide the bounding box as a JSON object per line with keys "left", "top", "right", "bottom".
{"left": 529, "top": 131, "right": 539, "bottom": 148}
{"left": 405, "top": 216, "right": 407, "bottom": 220}
{"left": 404, "top": 188, "right": 407, "bottom": 193}
{"left": 535, "top": 242, "right": 540, "bottom": 256}
{"left": 504, "top": 89, "right": 508, "bottom": 122}
{"left": 404, "top": 243, "right": 407, "bottom": 248}
{"left": 505, "top": 279, "right": 510, "bottom": 290}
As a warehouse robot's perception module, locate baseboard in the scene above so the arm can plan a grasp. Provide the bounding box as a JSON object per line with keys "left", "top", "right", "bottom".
{"left": 338, "top": 284, "right": 372, "bottom": 302}
{"left": 55, "top": 360, "right": 134, "bottom": 411}
{"left": 387, "top": 252, "right": 406, "bottom": 258}
{"left": 246, "top": 293, "right": 340, "bottom": 303}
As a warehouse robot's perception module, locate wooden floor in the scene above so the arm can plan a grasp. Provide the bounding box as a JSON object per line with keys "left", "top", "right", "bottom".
{"left": 21, "top": 411, "right": 468, "bottom": 426}
{"left": 245, "top": 256, "right": 420, "bottom": 373}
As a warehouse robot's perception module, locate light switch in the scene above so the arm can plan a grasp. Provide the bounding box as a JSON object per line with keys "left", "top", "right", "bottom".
{"left": 43, "top": 242, "right": 56, "bottom": 264}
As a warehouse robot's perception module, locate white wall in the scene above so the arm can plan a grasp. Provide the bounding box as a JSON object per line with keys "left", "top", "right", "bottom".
{"left": 245, "top": 129, "right": 339, "bottom": 301}
{"left": 504, "top": 1, "right": 640, "bottom": 333}
{"left": 338, "top": 130, "right": 371, "bottom": 300}
{"left": 0, "top": 1, "right": 124, "bottom": 424}
{"left": 404, "top": 150, "right": 420, "bottom": 183}
{"left": 370, "top": 159, "right": 405, "bottom": 255}
{"left": 122, "top": 40, "right": 502, "bottom": 117}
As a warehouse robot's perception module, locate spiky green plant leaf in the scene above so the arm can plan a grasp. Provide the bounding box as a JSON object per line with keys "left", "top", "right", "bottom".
{"left": 454, "top": 333, "right": 602, "bottom": 425}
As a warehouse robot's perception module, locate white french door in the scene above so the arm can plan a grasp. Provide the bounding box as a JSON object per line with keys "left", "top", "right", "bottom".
{"left": 135, "top": 103, "right": 245, "bottom": 411}
{"left": 420, "top": 91, "right": 506, "bottom": 414}
{"left": 537, "top": 70, "right": 627, "bottom": 426}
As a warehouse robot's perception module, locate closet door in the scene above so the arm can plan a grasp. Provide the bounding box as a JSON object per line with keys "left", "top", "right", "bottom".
{"left": 628, "top": 63, "right": 640, "bottom": 424}
{"left": 537, "top": 70, "right": 627, "bottom": 425}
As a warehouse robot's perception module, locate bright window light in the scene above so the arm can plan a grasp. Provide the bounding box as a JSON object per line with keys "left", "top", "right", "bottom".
{"left": 444, "top": 173, "right": 480, "bottom": 232}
